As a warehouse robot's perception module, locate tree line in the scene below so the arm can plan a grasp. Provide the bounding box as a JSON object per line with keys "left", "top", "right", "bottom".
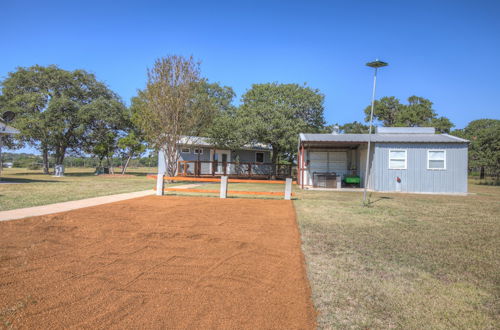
{"left": 0, "top": 56, "right": 498, "bottom": 180}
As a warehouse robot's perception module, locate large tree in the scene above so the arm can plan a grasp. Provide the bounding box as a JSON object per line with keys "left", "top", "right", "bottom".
{"left": 117, "top": 97, "right": 148, "bottom": 174}
{"left": 135, "top": 55, "right": 206, "bottom": 177}
{"left": 191, "top": 79, "right": 236, "bottom": 136}
{"left": 240, "top": 83, "right": 325, "bottom": 166}
{"left": 323, "top": 121, "right": 369, "bottom": 134}
{"left": 206, "top": 107, "right": 247, "bottom": 150}
{"left": 80, "top": 98, "right": 128, "bottom": 173}
{"left": 365, "top": 96, "right": 454, "bottom": 133}
{"left": 0, "top": 65, "right": 125, "bottom": 174}
{"left": 452, "top": 119, "right": 500, "bottom": 180}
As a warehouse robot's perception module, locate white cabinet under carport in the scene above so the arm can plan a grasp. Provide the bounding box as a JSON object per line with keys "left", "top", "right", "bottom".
{"left": 307, "top": 151, "right": 348, "bottom": 186}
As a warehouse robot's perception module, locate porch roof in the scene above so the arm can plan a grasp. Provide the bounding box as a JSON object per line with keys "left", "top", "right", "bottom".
{"left": 0, "top": 122, "right": 20, "bottom": 135}
{"left": 178, "top": 136, "right": 272, "bottom": 151}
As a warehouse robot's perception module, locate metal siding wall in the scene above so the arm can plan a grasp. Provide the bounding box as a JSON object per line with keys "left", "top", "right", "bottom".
{"left": 359, "top": 144, "right": 375, "bottom": 189}
{"left": 374, "top": 143, "right": 468, "bottom": 193}
{"left": 178, "top": 147, "right": 211, "bottom": 161}
{"left": 232, "top": 150, "right": 271, "bottom": 175}
{"left": 233, "top": 150, "right": 271, "bottom": 163}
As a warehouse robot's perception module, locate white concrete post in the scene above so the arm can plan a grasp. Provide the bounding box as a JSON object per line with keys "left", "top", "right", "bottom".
{"left": 220, "top": 176, "right": 228, "bottom": 199}
{"left": 156, "top": 173, "right": 164, "bottom": 196}
{"left": 284, "top": 178, "right": 292, "bottom": 200}
{"left": 336, "top": 176, "right": 341, "bottom": 189}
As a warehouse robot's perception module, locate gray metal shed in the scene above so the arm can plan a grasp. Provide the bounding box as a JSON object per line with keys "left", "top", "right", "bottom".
{"left": 298, "top": 127, "right": 469, "bottom": 194}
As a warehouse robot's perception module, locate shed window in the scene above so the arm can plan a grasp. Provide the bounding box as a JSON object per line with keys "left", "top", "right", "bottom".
{"left": 181, "top": 148, "right": 190, "bottom": 153}
{"left": 255, "top": 152, "right": 264, "bottom": 163}
{"left": 388, "top": 150, "right": 407, "bottom": 169}
{"left": 428, "top": 150, "right": 446, "bottom": 170}
{"left": 193, "top": 148, "right": 203, "bottom": 155}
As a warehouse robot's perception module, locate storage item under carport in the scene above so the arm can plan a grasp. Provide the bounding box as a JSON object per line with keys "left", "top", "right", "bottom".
{"left": 343, "top": 175, "right": 360, "bottom": 187}
{"left": 312, "top": 172, "right": 337, "bottom": 188}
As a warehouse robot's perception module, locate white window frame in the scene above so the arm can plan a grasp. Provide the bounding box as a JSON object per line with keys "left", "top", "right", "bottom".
{"left": 180, "top": 147, "right": 190, "bottom": 153}
{"left": 193, "top": 148, "right": 203, "bottom": 155}
{"left": 255, "top": 152, "right": 264, "bottom": 163}
{"left": 388, "top": 149, "right": 407, "bottom": 170}
{"left": 427, "top": 150, "right": 446, "bottom": 170}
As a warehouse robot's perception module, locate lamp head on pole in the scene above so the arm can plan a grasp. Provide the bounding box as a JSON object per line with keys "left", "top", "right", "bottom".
{"left": 366, "top": 60, "right": 388, "bottom": 68}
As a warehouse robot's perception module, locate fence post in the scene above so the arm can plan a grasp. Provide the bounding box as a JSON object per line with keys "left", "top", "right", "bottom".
{"left": 220, "top": 175, "right": 228, "bottom": 199}
{"left": 284, "top": 178, "right": 292, "bottom": 200}
{"left": 156, "top": 173, "right": 164, "bottom": 196}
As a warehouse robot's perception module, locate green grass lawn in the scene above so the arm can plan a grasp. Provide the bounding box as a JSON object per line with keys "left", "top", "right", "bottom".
{"left": 0, "top": 167, "right": 156, "bottom": 211}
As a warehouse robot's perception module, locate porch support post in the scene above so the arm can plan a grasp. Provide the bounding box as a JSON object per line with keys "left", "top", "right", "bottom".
{"left": 284, "top": 178, "right": 292, "bottom": 200}
{"left": 156, "top": 173, "right": 164, "bottom": 196}
{"left": 220, "top": 175, "right": 228, "bottom": 199}
{"left": 297, "top": 144, "right": 301, "bottom": 186}
{"left": 300, "top": 144, "right": 305, "bottom": 189}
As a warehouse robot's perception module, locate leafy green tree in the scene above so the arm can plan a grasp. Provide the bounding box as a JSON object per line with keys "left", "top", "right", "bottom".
{"left": 340, "top": 121, "right": 369, "bottom": 133}
{"left": 79, "top": 96, "right": 128, "bottom": 174}
{"left": 191, "top": 79, "right": 236, "bottom": 136}
{"left": 0, "top": 65, "right": 125, "bottom": 174}
{"left": 136, "top": 55, "right": 205, "bottom": 177}
{"left": 453, "top": 119, "right": 500, "bottom": 180}
{"left": 206, "top": 107, "right": 247, "bottom": 150}
{"left": 365, "top": 95, "right": 454, "bottom": 133}
{"left": 240, "top": 83, "right": 325, "bottom": 168}
{"left": 117, "top": 97, "right": 147, "bottom": 174}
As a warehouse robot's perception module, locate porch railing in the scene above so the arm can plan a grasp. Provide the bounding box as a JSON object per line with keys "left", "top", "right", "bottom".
{"left": 177, "top": 160, "right": 292, "bottom": 179}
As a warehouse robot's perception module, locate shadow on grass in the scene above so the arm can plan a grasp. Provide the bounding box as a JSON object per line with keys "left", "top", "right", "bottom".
{"left": 367, "top": 196, "right": 393, "bottom": 205}
{"left": 0, "top": 177, "right": 60, "bottom": 183}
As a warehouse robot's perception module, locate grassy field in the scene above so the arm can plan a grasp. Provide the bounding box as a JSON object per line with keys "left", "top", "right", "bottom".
{"left": 0, "top": 167, "right": 156, "bottom": 211}
{"left": 294, "top": 184, "right": 500, "bottom": 329}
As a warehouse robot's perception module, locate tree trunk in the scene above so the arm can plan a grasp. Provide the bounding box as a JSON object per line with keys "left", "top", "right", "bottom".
{"left": 121, "top": 153, "right": 133, "bottom": 175}
{"left": 480, "top": 166, "right": 485, "bottom": 180}
{"left": 42, "top": 147, "right": 50, "bottom": 174}
{"left": 106, "top": 156, "right": 114, "bottom": 174}
{"left": 54, "top": 146, "right": 66, "bottom": 176}
{"left": 271, "top": 148, "right": 278, "bottom": 180}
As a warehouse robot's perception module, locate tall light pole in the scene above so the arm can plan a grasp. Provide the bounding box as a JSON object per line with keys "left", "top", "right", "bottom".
{"left": 363, "top": 60, "right": 388, "bottom": 205}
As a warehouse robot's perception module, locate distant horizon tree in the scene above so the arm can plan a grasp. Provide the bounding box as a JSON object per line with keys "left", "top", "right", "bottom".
{"left": 0, "top": 65, "right": 125, "bottom": 175}
{"left": 452, "top": 119, "right": 500, "bottom": 181}
{"left": 364, "top": 95, "right": 454, "bottom": 133}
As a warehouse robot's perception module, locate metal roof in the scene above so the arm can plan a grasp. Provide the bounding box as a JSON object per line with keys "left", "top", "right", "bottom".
{"left": 178, "top": 136, "right": 272, "bottom": 150}
{"left": 0, "top": 122, "right": 20, "bottom": 135}
{"left": 299, "top": 133, "right": 468, "bottom": 144}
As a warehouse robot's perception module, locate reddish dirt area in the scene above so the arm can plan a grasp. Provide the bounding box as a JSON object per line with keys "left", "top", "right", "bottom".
{"left": 0, "top": 196, "right": 315, "bottom": 329}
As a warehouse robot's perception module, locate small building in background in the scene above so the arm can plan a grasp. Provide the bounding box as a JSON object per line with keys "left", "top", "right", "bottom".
{"left": 297, "top": 127, "right": 469, "bottom": 194}
{"left": 158, "top": 136, "right": 292, "bottom": 179}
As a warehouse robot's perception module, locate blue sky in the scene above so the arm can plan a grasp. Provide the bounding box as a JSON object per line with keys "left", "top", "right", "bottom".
{"left": 1, "top": 0, "right": 499, "bottom": 153}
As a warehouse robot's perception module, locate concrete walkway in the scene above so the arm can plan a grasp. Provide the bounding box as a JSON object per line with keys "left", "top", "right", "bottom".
{"left": 0, "top": 190, "right": 155, "bottom": 222}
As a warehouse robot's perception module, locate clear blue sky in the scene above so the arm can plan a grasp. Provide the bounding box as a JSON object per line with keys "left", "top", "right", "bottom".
{"left": 1, "top": 0, "right": 499, "bottom": 153}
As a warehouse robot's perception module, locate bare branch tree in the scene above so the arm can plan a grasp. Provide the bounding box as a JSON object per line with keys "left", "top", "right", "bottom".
{"left": 137, "top": 55, "right": 202, "bottom": 178}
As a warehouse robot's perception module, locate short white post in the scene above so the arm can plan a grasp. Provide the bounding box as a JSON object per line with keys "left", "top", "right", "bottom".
{"left": 284, "top": 178, "right": 292, "bottom": 200}
{"left": 336, "top": 176, "right": 341, "bottom": 189}
{"left": 220, "top": 176, "right": 228, "bottom": 199}
{"left": 156, "top": 173, "right": 164, "bottom": 196}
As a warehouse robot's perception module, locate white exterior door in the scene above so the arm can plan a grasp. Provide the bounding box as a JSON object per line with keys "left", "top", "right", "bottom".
{"left": 211, "top": 150, "right": 231, "bottom": 174}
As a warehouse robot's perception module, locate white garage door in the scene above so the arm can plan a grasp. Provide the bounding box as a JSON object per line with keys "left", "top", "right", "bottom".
{"left": 309, "top": 151, "right": 347, "bottom": 173}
